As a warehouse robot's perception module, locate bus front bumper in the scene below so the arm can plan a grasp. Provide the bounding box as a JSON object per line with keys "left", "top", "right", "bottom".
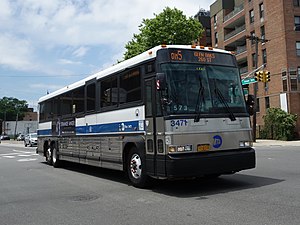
{"left": 165, "top": 148, "right": 255, "bottom": 178}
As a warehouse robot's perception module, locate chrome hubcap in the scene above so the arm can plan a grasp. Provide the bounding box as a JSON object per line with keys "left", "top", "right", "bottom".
{"left": 130, "top": 154, "right": 142, "bottom": 179}
{"left": 52, "top": 148, "right": 57, "bottom": 163}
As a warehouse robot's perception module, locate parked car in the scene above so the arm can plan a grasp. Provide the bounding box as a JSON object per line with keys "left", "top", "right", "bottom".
{"left": 17, "top": 134, "right": 25, "bottom": 141}
{"left": 0, "top": 135, "right": 10, "bottom": 140}
{"left": 24, "top": 133, "right": 37, "bottom": 147}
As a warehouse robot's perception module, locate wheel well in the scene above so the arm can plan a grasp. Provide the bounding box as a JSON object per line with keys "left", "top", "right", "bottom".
{"left": 122, "top": 142, "right": 136, "bottom": 172}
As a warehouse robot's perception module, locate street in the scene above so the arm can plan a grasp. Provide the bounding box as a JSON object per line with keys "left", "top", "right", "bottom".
{"left": 0, "top": 142, "right": 299, "bottom": 225}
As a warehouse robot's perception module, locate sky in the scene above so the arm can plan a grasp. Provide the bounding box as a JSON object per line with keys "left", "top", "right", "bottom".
{"left": 0, "top": 0, "right": 214, "bottom": 109}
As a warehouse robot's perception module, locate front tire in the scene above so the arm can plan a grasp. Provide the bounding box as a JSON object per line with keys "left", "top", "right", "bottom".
{"left": 127, "top": 146, "right": 150, "bottom": 188}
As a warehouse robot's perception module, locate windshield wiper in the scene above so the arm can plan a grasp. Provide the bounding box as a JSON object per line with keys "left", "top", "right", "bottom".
{"left": 194, "top": 79, "right": 204, "bottom": 122}
{"left": 214, "top": 84, "right": 236, "bottom": 121}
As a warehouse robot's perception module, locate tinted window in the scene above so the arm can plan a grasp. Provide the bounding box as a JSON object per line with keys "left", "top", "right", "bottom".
{"left": 101, "top": 76, "right": 118, "bottom": 107}
{"left": 87, "top": 83, "right": 96, "bottom": 111}
{"left": 73, "top": 87, "right": 84, "bottom": 114}
{"left": 120, "top": 69, "right": 141, "bottom": 104}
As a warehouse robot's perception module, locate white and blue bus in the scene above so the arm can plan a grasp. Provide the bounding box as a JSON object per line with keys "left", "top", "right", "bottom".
{"left": 37, "top": 45, "right": 255, "bottom": 187}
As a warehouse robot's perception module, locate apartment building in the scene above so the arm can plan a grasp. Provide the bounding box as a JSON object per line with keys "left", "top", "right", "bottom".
{"left": 210, "top": 0, "right": 300, "bottom": 138}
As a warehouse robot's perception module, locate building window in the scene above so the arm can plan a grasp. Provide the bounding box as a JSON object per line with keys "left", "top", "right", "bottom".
{"left": 295, "top": 16, "right": 300, "bottom": 31}
{"left": 249, "top": 10, "right": 254, "bottom": 23}
{"left": 215, "top": 32, "right": 218, "bottom": 44}
{"left": 214, "top": 15, "right": 217, "bottom": 27}
{"left": 282, "top": 71, "right": 287, "bottom": 92}
{"left": 298, "top": 67, "right": 300, "bottom": 82}
{"left": 290, "top": 70, "right": 298, "bottom": 91}
{"left": 261, "top": 26, "right": 265, "bottom": 41}
{"left": 296, "top": 42, "right": 300, "bottom": 56}
{"left": 250, "top": 31, "right": 255, "bottom": 44}
{"left": 294, "top": 0, "right": 300, "bottom": 7}
{"left": 259, "top": 3, "right": 264, "bottom": 19}
{"left": 262, "top": 49, "right": 267, "bottom": 64}
{"left": 256, "top": 98, "right": 260, "bottom": 112}
{"left": 265, "top": 97, "right": 270, "bottom": 109}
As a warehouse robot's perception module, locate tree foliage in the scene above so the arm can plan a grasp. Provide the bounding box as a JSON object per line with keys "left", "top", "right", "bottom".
{"left": 261, "top": 108, "right": 298, "bottom": 141}
{"left": 124, "top": 7, "right": 204, "bottom": 59}
{"left": 0, "top": 97, "right": 28, "bottom": 121}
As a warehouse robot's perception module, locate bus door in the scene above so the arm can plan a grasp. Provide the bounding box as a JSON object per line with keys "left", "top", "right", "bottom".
{"left": 145, "top": 78, "right": 166, "bottom": 177}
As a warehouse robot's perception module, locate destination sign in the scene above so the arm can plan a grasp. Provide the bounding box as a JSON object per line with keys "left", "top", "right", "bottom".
{"left": 157, "top": 48, "right": 237, "bottom": 67}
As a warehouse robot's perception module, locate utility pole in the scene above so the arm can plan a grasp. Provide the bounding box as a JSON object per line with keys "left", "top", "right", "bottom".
{"left": 246, "top": 35, "right": 269, "bottom": 142}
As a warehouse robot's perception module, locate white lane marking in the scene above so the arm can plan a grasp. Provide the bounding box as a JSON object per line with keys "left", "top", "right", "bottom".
{"left": 2, "top": 156, "right": 15, "bottom": 158}
{"left": 18, "top": 158, "right": 37, "bottom": 162}
{"left": 13, "top": 149, "right": 32, "bottom": 154}
{"left": 0, "top": 153, "right": 19, "bottom": 156}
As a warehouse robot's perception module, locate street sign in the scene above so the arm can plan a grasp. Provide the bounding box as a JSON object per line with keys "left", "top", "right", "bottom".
{"left": 241, "top": 78, "right": 257, "bottom": 85}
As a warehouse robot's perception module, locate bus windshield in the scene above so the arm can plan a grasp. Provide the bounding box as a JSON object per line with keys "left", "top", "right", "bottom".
{"left": 160, "top": 63, "right": 247, "bottom": 116}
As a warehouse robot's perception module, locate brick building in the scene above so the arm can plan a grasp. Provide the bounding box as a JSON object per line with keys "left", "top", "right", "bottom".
{"left": 210, "top": 0, "right": 300, "bottom": 138}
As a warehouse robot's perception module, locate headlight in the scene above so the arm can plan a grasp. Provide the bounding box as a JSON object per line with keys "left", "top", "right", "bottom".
{"left": 239, "top": 141, "right": 253, "bottom": 147}
{"left": 168, "top": 145, "right": 193, "bottom": 153}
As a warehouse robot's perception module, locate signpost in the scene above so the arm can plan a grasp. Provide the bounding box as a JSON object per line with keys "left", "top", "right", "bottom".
{"left": 241, "top": 78, "right": 257, "bottom": 85}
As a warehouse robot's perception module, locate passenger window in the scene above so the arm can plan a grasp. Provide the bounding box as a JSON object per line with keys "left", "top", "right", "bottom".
{"left": 120, "top": 69, "right": 141, "bottom": 104}
{"left": 72, "top": 87, "right": 84, "bottom": 114}
{"left": 101, "top": 76, "right": 118, "bottom": 107}
{"left": 87, "top": 83, "right": 96, "bottom": 111}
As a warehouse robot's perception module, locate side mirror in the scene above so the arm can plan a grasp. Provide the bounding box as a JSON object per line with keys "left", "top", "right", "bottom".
{"left": 156, "top": 73, "right": 167, "bottom": 91}
{"left": 246, "top": 94, "right": 255, "bottom": 116}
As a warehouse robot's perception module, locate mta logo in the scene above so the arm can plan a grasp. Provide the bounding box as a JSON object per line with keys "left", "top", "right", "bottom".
{"left": 213, "top": 135, "right": 222, "bottom": 148}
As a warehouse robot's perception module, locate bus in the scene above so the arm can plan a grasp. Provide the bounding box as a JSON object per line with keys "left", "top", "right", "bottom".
{"left": 37, "top": 45, "right": 255, "bottom": 188}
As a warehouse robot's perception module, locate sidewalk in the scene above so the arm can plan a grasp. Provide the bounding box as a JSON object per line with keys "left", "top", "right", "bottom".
{"left": 253, "top": 139, "right": 300, "bottom": 147}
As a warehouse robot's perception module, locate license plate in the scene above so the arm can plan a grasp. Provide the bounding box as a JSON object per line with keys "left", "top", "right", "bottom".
{"left": 197, "top": 144, "right": 210, "bottom": 152}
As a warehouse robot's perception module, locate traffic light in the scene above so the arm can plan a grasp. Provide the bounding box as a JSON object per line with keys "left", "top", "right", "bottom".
{"left": 255, "top": 71, "right": 264, "bottom": 82}
{"left": 264, "top": 70, "right": 270, "bottom": 82}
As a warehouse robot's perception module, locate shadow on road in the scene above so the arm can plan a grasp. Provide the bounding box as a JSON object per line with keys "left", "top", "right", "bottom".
{"left": 152, "top": 174, "right": 284, "bottom": 198}
{"left": 41, "top": 161, "right": 283, "bottom": 197}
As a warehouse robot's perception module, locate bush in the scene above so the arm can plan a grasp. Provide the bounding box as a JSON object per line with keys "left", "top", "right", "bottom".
{"left": 262, "top": 108, "right": 297, "bottom": 141}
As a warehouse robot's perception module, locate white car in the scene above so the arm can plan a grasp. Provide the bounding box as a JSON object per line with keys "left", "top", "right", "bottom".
{"left": 24, "top": 133, "right": 37, "bottom": 147}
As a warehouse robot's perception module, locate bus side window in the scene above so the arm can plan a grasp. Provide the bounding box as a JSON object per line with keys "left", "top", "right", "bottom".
{"left": 86, "top": 83, "right": 96, "bottom": 111}
{"left": 100, "top": 76, "right": 118, "bottom": 108}
{"left": 120, "top": 68, "right": 141, "bottom": 104}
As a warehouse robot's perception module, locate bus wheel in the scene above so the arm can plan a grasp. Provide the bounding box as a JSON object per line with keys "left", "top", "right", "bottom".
{"left": 127, "top": 147, "right": 149, "bottom": 188}
{"left": 52, "top": 145, "right": 61, "bottom": 168}
{"left": 45, "top": 147, "right": 53, "bottom": 165}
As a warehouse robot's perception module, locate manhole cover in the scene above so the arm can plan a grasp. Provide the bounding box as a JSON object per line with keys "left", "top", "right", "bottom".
{"left": 70, "top": 194, "right": 99, "bottom": 202}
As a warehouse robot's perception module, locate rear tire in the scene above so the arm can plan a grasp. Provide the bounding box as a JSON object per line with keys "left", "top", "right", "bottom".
{"left": 52, "top": 145, "right": 61, "bottom": 168}
{"left": 45, "top": 147, "right": 53, "bottom": 165}
{"left": 127, "top": 146, "right": 150, "bottom": 188}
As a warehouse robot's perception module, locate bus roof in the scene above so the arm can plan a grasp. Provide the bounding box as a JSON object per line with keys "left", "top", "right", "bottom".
{"left": 38, "top": 45, "right": 232, "bottom": 103}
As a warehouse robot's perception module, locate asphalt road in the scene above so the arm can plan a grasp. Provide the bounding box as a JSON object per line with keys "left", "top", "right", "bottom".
{"left": 0, "top": 144, "right": 299, "bottom": 225}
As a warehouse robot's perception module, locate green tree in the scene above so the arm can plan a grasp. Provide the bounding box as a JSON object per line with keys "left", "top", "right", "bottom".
{"left": 261, "top": 108, "right": 297, "bottom": 141}
{"left": 124, "top": 7, "right": 204, "bottom": 59}
{"left": 0, "top": 97, "right": 28, "bottom": 121}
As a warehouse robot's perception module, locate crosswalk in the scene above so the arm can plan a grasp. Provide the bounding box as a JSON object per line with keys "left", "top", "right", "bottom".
{"left": 0, "top": 149, "right": 39, "bottom": 162}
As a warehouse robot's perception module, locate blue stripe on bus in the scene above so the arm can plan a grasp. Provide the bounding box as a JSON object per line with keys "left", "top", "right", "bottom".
{"left": 76, "top": 121, "right": 143, "bottom": 134}
{"left": 37, "top": 129, "right": 52, "bottom": 136}
{"left": 37, "top": 120, "right": 144, "bottom": 136}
